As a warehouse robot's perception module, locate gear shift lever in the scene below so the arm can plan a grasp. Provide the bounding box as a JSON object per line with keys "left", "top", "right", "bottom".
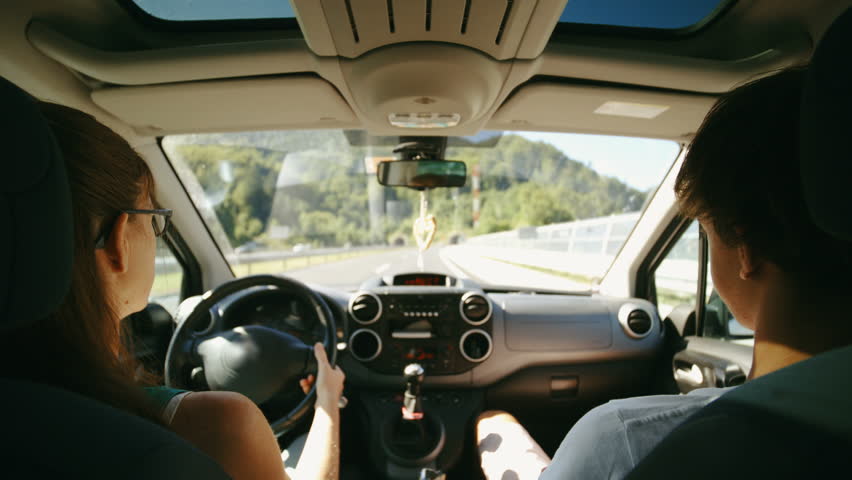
{"left": 382, "top": 362, "right": 444, "bottom": 462}
{"left": 403, "top": 363, "right": 425, "bottom": 420}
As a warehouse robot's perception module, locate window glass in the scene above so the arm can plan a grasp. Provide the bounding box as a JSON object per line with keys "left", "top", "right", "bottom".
{"left": 559, "top": 0, "right": 728, "bottom": 31}
{"left": 654, "top": 221, "right": 699, "bottom": 320}
{"left": 653, "top": 220, "right": 754, "bottom": 342}
{"left": 127, "top": 0, "right": 296, "bottom": 22}
{"left": 149, "top": 237, "right": 183, "bottom": 315}
{"left": 704, "top": 289, "right": 754, "bottom": 342}
{"left": 163, "top": 130, "right": 679, "bottom": 292}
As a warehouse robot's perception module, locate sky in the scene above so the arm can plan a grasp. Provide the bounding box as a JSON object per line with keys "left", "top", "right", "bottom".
{"left": 133, "top": 0, "right": 724, "bottom": 29}
{"left": 132, "top": 0, "right": 296, "bottom": 21}
{"left": 516, "top": 131, "right": 681, "bottom": 192}
{"left": 559, "top": 0, "right": 725, "bottom": 30}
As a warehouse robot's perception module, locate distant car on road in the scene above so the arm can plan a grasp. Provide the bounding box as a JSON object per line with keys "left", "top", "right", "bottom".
{"left": 234, "top": 241, "right": 266, "bottom": 254}
{"left": 292, "top": 243, "right": 311, "bottom": 253}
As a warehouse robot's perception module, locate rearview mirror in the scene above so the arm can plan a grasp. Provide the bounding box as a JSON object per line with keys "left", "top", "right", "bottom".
{"left": 377, "top": 160, "right": 467, "bottom": 188}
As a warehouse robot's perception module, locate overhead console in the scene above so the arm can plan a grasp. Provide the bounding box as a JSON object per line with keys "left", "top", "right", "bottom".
{"left": 23, "top": 0, "right": 809, "bottom": 138}
{"left": 347, "top": 287, "right": 493, "bottom": 375}
{"left": 290, "top": 0, "right": 565, "bottom": 60}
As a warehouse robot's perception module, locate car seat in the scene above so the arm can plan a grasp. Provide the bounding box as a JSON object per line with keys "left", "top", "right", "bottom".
{"left": 0, "top": 76, "right": 231, "bottom": 479}
{"left": 626, "top": 7, "right": 852, "bottom": 480}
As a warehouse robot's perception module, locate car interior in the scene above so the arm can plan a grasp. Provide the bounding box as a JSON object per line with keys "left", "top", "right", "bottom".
{"left": 2, "top": 1, "right": 851, "bottom": 479}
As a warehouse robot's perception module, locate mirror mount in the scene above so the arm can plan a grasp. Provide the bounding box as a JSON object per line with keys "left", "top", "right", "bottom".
{"left": 392, "top": 137, "right": 448, "bottom": 162}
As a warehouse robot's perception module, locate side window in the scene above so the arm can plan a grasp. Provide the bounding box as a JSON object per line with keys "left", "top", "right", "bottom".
{"left": 149, "top": 237, "right": 184, "bottom": 315}
{"left": 654, "top": 221, "right": 699, "bottom": 320}
{"left": 704, "top": 289, "right": 754, "bottom": 341}
{"left": 652, "top": 220, "right": 754, "bottom": 342}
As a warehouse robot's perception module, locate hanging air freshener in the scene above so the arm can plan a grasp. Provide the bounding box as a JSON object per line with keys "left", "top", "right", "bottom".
{"left": 412, "top": 190, "right": 437, "bottom": 252}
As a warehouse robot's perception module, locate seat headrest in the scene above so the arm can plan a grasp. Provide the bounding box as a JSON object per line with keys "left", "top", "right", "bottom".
{"left": 800, "top": 8, "right": 852, "bottom": 241}
{"left": 0, "top": 77, "right": 73, "bottom": 332}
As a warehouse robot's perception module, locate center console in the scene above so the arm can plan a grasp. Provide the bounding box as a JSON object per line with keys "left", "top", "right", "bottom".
{"left": 357, "top": 365, "right": 483, "bottom": 479}
{"left": 346, "top": 284, "right": 491, "bottom": 477}
{"left": 347, "top": 287, "right": 494, "bottom": 375}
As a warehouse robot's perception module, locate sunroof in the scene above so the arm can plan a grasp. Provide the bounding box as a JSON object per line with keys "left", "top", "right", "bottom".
{"left": 128, "top": 0, "right": 296, "bottom": 22}
{"left": 559, "top": 0, "right": 729, "bottom": 31}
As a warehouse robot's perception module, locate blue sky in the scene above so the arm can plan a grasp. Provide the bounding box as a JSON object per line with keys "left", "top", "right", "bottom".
{"left": 516, "top": 132, "right": 681, "bottom": 191}
{"left": 133, "top": 0, "right": 724, "bottom": 29}
{"left": 559, "top": 0, "right": 725, "bottom": 30}
{"left": 132, "top": 0, "right": 296, "bottom": 21}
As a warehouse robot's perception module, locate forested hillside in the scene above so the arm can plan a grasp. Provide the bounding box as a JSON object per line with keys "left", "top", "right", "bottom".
{"left": 167, "top": 131, "right": 647, "bottom": 248}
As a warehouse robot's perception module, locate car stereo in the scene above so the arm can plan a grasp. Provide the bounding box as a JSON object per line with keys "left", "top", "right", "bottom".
{"left": 347, "top": 290, "right": 493, "bottom": 375}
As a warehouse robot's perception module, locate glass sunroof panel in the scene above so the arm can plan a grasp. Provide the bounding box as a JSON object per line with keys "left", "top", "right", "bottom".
{"left": 559, "top": 0, "right": 728, "bottom": 31}
{"left": 128, "top": 0, "right": 296, "bottom": 22}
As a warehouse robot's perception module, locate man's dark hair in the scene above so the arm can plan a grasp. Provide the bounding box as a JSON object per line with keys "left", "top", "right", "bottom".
{"left": 675, "top": 67, "right": 851, "bottom": 290}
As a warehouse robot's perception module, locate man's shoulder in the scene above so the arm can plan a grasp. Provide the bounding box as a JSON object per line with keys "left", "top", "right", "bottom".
{"left": 541, "top": 387, "right": 736, "bottom": 479}
{"left": 604, "top": 387, "right": 735, "bottom": 424}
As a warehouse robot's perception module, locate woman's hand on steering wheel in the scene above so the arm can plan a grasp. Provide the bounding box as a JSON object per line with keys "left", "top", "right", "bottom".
{"left": 299, "top": 343, "right": 346, "bottom": 410}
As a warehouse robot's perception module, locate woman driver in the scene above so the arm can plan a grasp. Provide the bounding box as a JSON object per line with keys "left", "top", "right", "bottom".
{"left": 0, "top": 100, "right": 345, "bottom": 480}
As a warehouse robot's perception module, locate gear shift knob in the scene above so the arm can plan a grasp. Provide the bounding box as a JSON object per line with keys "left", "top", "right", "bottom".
{"left": 403, "top": 363, "right": 425, "bottom": 420}
{"left": 404, "top": 363, "right": 425, "bottom": 385}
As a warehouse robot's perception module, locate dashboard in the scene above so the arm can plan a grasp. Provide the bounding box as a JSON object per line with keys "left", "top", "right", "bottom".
{"left": 320, "top": 273, "right": 662, "bottom": 388}
{"left": 201, "top": 272, "right": 663, "bottom": 389}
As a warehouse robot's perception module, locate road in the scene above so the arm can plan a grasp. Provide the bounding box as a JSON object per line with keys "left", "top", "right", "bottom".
{"left": 284, "top": 246, "right": 589, "bottom": 292}
{"left": 284, "top": 247, "right": 455, "bottom": 289}
{"left": 152, "top": 245, "right": 591, "bottom": 314}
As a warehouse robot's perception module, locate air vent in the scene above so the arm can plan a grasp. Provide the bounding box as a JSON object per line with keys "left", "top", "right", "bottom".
{"left": 460, "top": 329, "right": 493, "bottom": 362}
{"left": 344, "top": 0, "right": 360, "bottom": 43}
{"left": 294, "top": 0, "right": 555, "bottom": 60}
{"left": 460, "top": 292, "right": 491, "bottom": 325}
{"left": 349, "top": 292, "right": 382, "bottom": 325}
{"left": 618, "top": 303, "right": 655, "bottom": 339}
{"left": 627, "top": 310, "right": 652, "bottom": 335}
{"left": 386, "top": 0, "right": 395, "bottom": 33}
{"left": 350, "top": 329, "right": 382, "bottom": 361}
{"left": 495, "top": 0, "right": 514, "bottom": 44}
{"left": 461, "top": 0, "right": 472, "bottom": 34}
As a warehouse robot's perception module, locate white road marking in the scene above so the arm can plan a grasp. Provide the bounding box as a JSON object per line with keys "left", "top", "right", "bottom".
{"left": 439, "top": 248, "right": 470, "bottom": 279}
{"left": 375, "top": 263, "right": 390, "bottom": 274}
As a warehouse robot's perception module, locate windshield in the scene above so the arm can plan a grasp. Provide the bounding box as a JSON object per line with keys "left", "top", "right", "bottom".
{"left": 163, "top": 131, "right": 679, "bottom": 292}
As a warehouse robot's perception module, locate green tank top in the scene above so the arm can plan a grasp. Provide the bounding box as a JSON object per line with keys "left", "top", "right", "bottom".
{"left": 143, "top": 386, "right": 187, "bottom": 413}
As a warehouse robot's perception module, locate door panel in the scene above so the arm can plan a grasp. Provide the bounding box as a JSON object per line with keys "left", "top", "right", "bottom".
{"left": 673, "top": 336, "right": 750, "bottom": 392}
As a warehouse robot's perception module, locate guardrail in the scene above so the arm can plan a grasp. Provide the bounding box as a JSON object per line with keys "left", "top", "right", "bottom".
{"left": 460, "top": 212, "right": 703, "bottom": 302}
{"left": 154, "top": 245, "right": 394, "bottom": 276}
{"left": 227, "top": 244, "right": 389, "bottom": 264}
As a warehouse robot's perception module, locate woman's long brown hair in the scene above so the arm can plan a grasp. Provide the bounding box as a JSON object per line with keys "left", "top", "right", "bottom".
{"left": 0, "top": 103, "right": 162, "bottom": 423}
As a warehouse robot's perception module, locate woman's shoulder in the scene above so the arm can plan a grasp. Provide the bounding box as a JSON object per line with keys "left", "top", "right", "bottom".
{"left": 170, "top": 391, "right": 265, "bottom": 432}
{"left": 167, "top": 391, "right": 287, "bottom": 479}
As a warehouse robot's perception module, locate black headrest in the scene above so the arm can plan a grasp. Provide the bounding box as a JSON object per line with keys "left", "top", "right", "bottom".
{"left": 0, "top": 78, "right": 73, "bottom": 332}
{"left": 1, "top": 378, "right": 232, "bottom": 479}
{"left": 800, "top": 8, "right": 852, "bottom": 241}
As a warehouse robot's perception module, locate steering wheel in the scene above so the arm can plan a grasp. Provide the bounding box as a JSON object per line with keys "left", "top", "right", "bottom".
{"left": 165, "top": 274, "right": 337, "bottom": 436}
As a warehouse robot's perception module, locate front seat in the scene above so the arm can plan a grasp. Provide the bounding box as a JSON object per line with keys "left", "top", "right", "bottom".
{"left": 0, "top": 77, "right": 231, "bottom": 479}
{"left": 626, "top": 7, "right": 852, "bottom": 480}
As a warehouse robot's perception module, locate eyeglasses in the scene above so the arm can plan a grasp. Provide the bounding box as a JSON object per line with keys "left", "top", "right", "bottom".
{"left": 94, "top": 208, "right": 173, "bottom": 249}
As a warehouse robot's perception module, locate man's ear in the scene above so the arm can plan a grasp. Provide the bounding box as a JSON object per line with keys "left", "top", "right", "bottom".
{"left": 737, "top": 243, "right": 762, "bottom": 280}
{"left": 96, "top": 213, "right": 131, "bottom": 274}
